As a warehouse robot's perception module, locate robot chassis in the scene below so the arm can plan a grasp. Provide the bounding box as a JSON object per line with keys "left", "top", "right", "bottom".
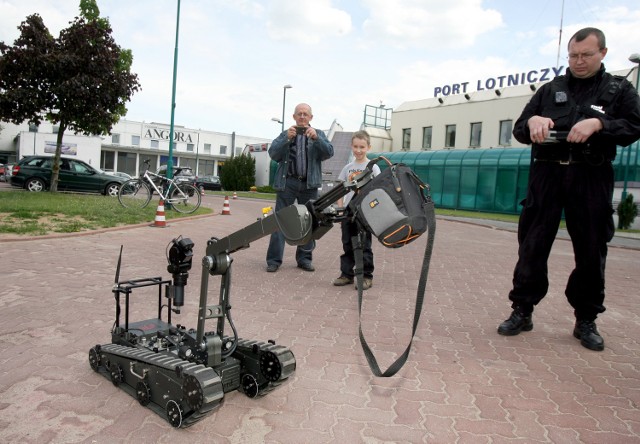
{"left": 88, "top": 170, "right": 375, "bottom": 428}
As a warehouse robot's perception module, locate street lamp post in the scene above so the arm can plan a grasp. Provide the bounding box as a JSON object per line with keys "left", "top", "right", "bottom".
{"left": 281, "top": 84, "right": 292, "bottom": 132}
{"left": 167, "top": 0, "right": 181, "bottom": 183}
{"left": 622, "top": 53, "right": 640, "bottom": 200}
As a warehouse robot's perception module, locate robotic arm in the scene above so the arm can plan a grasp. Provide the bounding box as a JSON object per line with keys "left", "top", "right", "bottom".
{"left": 195, "top": 169, "right": 375, "bottom": 347}
{"left": 203, "top": 168, "right": 375, "bottom": 264}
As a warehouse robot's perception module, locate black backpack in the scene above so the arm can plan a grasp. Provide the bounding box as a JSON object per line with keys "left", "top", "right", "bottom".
{"left": 348, "top": 157, "right": 430, "bottom": 248}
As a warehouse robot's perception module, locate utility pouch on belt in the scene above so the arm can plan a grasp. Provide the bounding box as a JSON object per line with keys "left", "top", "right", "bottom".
{"left": 348, "top": 156, "right": 430, "bottom": 248}
{"left": 347, "top": 156, "right": 436, "bottom": 377}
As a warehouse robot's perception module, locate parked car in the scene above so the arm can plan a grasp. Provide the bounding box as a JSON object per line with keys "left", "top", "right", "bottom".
{"left": 10, "top": 156, "right": 127, "bottom": 196}
{"left": 106, "top": 171, "right": 133, "bottom": 180}
{"left": 195, "top": 175, "right": 223, "bottom": 191}
{"left": 2, "top": 163, "right": 14, "bottom": 182}
{"left": 153, "top": 165, "right": 196, "bottom": 188}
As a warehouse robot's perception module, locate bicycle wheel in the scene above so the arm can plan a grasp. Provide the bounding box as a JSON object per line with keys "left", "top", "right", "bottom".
{"left": 168, "top": 183, "right": 201, "bottom": 214}
{"left": 118, "top": 179, "right": 152, "bottom": 209}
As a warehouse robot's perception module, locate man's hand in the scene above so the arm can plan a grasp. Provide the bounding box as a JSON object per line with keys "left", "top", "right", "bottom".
{"left": 527, "top": 116, "right": 555, "bottom": 143}
{"left": 567, "top": 118, "right": 602, "bottom": 143}
{"left": 287, "top": 126, "right": 317, "bottom": 140}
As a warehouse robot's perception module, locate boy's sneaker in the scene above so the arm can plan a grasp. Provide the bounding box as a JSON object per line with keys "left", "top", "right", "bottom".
{"left": 355, "top": 278, "right": 373, "bottom": 290}
{"left": 333, "top": 276, "right": 353, "bottom": 286}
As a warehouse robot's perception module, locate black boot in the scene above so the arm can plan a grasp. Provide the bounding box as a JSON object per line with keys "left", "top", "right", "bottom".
{"left": 573, "top": 320, "right": 604, "bottom": 351}
{"left": 497, "top": 307, "right": 533, "bottom": 336}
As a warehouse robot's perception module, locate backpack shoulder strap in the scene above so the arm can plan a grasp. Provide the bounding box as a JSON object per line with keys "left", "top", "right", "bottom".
{"left": 353, "top": 198, "right": 436, "bottom": 377}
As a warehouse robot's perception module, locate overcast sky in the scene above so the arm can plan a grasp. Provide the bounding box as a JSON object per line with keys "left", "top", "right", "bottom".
{"left": 1, "top": 0, "right": 639, "bottom": 139}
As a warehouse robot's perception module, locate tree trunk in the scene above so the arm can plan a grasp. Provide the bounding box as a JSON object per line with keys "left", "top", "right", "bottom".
{"left": 50, "top": 123, "right": 67, "bottom": 192}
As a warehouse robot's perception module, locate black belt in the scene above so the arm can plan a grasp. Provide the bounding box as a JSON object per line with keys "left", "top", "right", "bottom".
{"left": 535, "top": 158, "right": 584, "bottom": 165}
{"left": 535, "top": 146, "right": 588, "bottom": 165}
{"left": 288, "top": 175, "right": 307, "bottom": 181}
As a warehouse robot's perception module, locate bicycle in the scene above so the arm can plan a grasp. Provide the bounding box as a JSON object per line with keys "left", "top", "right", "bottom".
{"left": 118, "top": 160, "right": 201, "bottom": 214}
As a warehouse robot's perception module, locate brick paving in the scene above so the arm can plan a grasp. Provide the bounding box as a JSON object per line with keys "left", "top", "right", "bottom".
{"left": 0, "top": 193, "right": 639, "bottom": 443}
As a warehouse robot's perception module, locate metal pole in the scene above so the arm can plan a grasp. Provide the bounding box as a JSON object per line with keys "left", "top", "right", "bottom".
{"left": 167, "top": 0, "right": 181, "bottom": 181}
{"left": 281, "top": 84, "right": 292, "bottom": 133}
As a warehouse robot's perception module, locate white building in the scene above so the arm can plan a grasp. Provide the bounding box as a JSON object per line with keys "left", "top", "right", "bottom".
{"left": 387, "top": 66, "right": 636, "bottom": 152}
{"left": 0, "top": 119, "right": 272, "bottom": 182}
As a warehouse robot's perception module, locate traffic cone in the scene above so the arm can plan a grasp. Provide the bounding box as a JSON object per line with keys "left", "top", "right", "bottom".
{"left": 232, "top": 191, "right": 238, "bottom": 199}
{"left": 200, "top": 185, "right": 205, "bottom": 196}
{"left": 221, "top": 196, "right": 231, "bottom": 215}
{"left": 151, "top": 200, "right": 167, "bottom": 227}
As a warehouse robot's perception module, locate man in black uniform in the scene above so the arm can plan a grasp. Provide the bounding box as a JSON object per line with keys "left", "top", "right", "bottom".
{"left": 497, "top": 27, "right": 640, "bottom": 351}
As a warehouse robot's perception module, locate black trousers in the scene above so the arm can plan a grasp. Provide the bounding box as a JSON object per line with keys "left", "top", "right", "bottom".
{"left": 509, "top": 160, "right": 615, "bottom": 321}
{"left": 340, "top": 220, "right": 374, "bottom": 279}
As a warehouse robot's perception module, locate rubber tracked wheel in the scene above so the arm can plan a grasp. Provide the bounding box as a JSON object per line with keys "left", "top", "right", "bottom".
{"left": 89, "top": 347, "right": 101, "bottom": 371}
{"left": 241, "top": 374, "right": 259, "bottom": 398}
{"left": 136, "top": 381, "right": 151, "bottom": 406}
{"left": 110, "top": 362, "right": 124, "bottom": 386}
{"left": 259, "top": 351, "right": 282, "bottom": 382}
{"left": 182, "top": 374, "right": 204, "bottom": 411}
{"left": 166, "top": 400, "right": 183, "bottom": 428}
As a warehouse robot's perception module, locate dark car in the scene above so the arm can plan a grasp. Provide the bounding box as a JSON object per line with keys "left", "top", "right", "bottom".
{"left": 10, "top": 156, "right": 126, "bottom": 196}
{"left": 195, "top": 175, "right": 222, "bottom": 191}
{"left": 153, "top": 165, "right": 196, "bottom": 188}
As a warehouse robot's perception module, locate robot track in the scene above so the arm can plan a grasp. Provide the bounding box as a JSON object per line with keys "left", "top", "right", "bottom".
{"left": 234, "top": 338, "right": 296, "bottom": 399}
{"left": 89, "top": 343, "right": 225, "bottom": 428}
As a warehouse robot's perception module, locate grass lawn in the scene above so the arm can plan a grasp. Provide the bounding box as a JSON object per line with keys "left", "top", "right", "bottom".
{"left": 0, "top": 190, "right": 212, "bottom": 236}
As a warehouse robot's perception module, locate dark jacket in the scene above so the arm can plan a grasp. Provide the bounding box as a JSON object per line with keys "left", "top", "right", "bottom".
{"left": 513, "top": 65, "right": 640, "bottom": 161}
{"left": 269, "top": 128, "right": 334, "bottom": 190}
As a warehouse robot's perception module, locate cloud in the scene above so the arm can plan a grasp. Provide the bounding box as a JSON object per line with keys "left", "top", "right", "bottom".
{"left": 266, "top": 0, "right": 352, "bottom": 44}
{"left": 360, "top": 0, "right": 503, "bottom": 49}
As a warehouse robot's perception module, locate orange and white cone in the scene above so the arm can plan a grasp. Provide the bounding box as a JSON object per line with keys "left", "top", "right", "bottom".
{"left": 221, "top": 196, "right": 231, "bottom": 215}
{"left": 232, "top": 191, "right": 238, "bottom": 199}
{"left": 151, "top": 200, "right": 167, "bottom": 227}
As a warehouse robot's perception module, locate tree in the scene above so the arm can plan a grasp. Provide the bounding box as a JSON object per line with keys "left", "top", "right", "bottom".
{"left": 219, "top": 154, "right": 256, "bottom": 192}
{"left": 617, "top": 193, "right": 638, "bottom": 230}
{"left": 0, "top": 0, "right": 140, "bottom": 191}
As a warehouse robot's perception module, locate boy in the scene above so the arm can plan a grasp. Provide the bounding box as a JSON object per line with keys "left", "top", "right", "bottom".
{"left": 332, "top": 130, "right": 380, "bottom": 290}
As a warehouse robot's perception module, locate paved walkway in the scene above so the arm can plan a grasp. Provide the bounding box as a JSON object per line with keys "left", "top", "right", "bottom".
{"left": 0, "top": 194, "right": 639, "bottom": 443}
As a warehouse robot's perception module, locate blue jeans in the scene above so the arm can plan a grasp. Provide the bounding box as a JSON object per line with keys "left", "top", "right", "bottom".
{"left": 266, "top": 177, "right": 318, "bottom": 267}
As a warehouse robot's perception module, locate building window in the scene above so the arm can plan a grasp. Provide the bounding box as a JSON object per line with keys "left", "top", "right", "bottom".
{"left": 445, "top": 124, "right": 456, "bottom": 148}
{"left": 402, "top": 129, "right": 411, "bottom": 150}
{"left": 220, "top": 145, "right": 227, "bottom": 155}
{"left": 499, "top": 120, "right": 512, "bottom": 146}
{"left": 111, "top": 134, "right": 120, "bottom": 144}
{"left": 150, "top": 139, "right": 159, "bottom": 149}
{"left": 52, "top": 125, "right": 59, "bottom": 134}
{"left": 132, "top": 135, "right": 140, "bottom": 146}
{"left": 204, "top": 143, "right": 211, "bottom": 153}
{"left": 422, "top": 126, "right": 432, "bottom": 150}
{"left": 117, "top": 152, "right": 137, "bottom": 176}
{"left": 186, "top": 143, "right": 194, "bottom": 152}
{"left": 469, "top": 122, "right": 482, "bottom": 147}
{"left": 101, "top": 151, "right": 115, "bottom": 171}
